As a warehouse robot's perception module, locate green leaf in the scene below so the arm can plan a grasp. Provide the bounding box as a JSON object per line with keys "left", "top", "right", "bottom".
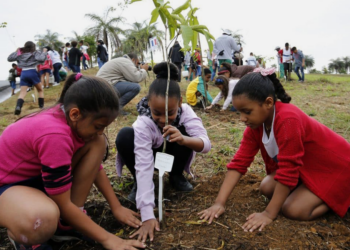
{"left": 172, "top": 0, "right": 191, "bottom": 14}
{"left": 130, "top": 0, "right": 142, "bottom": 3}
{"left": 180, "top": 25, "right": 194, "bottom": 49}
{"left": 159, "top": 11, "right": 167, "bottom": 25}
{"left": 187, "top": 7, "right": 199, "bottom": 18}
{"left": 171, "top": 14, "right": 186, "bottom": 24}
{"left": 191, "top": 16, "right": 199, "bottom": 51}
{"left": 150, "top": 8, "right": 160, "bottom": 24}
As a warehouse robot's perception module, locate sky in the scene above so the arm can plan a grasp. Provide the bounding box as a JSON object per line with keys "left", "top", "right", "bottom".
{"left": 1, "top": 0, "right": 350, "bottom": 80}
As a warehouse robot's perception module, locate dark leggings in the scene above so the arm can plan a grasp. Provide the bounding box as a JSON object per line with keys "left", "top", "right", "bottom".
{"left": 53, "top": 63, "right": 62, "bottom": 83}
{"left": 116, "top": 126, "right": 193, "bottom": 181}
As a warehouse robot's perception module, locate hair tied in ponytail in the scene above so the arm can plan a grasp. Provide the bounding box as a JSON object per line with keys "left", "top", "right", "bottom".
{"left": 252, "top": 67, "right": 276, "bottom": 76}
{"left": 75, "top": 73, "right": 83, "bottom": 81}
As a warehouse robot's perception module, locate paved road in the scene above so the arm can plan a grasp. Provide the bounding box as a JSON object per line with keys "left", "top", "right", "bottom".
{"left": 0, "top": 80, "right": 19, "bottom": 103}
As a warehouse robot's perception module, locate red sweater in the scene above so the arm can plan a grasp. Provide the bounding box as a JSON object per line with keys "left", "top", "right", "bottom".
{"left": 227, "top": 102, "right": 350, "bottom": 217}
{"left": 38, "top": 54, "right": 53, "bottom": 71}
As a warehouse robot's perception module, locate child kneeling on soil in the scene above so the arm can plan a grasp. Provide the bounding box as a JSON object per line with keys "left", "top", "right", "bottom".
{"left": 186, "top": 68, "right": 213, "bottom": 107}
{"left": 199, "top": 68, "right": 350, "bottom": 232}
{"left": 205, "top": 75, "right": 239, "bottom": 112}
{"left": 0, "top": 74, "right": 145, "bottom": 250}
{"left": 116, "top": 62, "right": 211, "bottom": 242}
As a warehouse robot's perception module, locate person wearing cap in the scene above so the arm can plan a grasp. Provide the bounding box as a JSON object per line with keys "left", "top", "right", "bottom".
{"left": 97, "top": 40, "right": 108, "bottom": 69}
{"left": 213, "top": 29, "right": 242, "bottom": 66}
{"left": 275, "top": 46, "right": 284, "bottom": 79}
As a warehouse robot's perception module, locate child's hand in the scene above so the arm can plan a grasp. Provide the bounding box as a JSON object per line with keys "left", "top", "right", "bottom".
{"left": 129, "top": 219, "right": 160, "bottom": 242}
{"left": 242, "top": 211, "right": 273, "bottom": 232}
{"left": 112, "top": 206, "right": 142, "bottom": 229}
{"left": 198, "top": 203, "right": 225, "bottom": 224}
{"left": 163, "top": 125, "right": 185, "bottom": 145}
{"left": 205, "top": 105, "right": 213, "bottom": 110}
{"left": 220, "top": 109, "right": 225, "bottom": 112}
{"left": 102, "top": 233, "right": 146, "bottom": 250}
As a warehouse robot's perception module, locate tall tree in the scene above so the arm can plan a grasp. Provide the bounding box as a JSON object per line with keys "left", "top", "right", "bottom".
{"left": 85, "top": 7, "right": 124, "bottom": 57}
{"left": 123, "top": 21, "right": 165, "bottom": 61}
{"left": 343, "top": 56, "right": 350, "bottom": 74}
{"left": 35, "top": 29, "right": 63, "bottom": 51}
{"left": 304, "top": 55, "right": 315, "bottom": 70}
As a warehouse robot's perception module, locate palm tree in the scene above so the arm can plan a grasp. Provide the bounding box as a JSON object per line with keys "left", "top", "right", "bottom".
{"left": 123, "top": 21, "right": 165, "bottom": 61}
{"left": 329, "top": 58, "right": 345, "bottom": 74}
{"left": 35, "top": 29, "right": 63, "bottom": 51}
{"left": 85, "top": 7, "right": 125, "bottom": 57}
{"left": 304, "top": 55, "right": 315, "bottom": 71}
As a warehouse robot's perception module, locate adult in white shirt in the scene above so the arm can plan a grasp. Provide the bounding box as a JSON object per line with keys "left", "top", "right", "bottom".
{"left": 44, "top": 46, "right": 62, "bottom": 86}
{"left": 63, "top": 43, "right": 71, "bottom": 71}
{"left": 246, "top": 52, "right": 257, "bottom": 66}
{"left": 282, "top": 43, "right": 293, "bottom": 81}
{"left": 79, "top": 40, "right": 90, "bottom": 70}
{"left": 206, "top": 75, "right": 239, "bottom": 111}
{"left": 213, "top": 29, "right": 242, "bottom": 66}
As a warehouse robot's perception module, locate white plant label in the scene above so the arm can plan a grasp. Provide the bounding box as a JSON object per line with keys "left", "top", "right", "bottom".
{"left": 155, "top": 152, "right": 174, "bottom": 223}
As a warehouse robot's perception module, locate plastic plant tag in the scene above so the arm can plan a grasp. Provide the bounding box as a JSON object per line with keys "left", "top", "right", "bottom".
{"left": 155, "top": 152, "right": 174, "bottom": 223}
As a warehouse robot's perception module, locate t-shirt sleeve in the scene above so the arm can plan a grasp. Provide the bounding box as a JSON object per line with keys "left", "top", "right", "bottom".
{"left": 34, "top": 134, "right": 74, "bottom": 196}
{"left": 274, "top": 118, "right": 305, "bottom": 190}
{"left": 226, "top": 128, "right": 260, "bottom": 174}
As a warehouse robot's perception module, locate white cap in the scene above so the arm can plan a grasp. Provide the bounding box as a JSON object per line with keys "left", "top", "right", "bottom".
{"left": 275, "top": 46, "right": 281, "bottom": 50}
{"left": 223, "top": 29, "right": 232, "bottom": 35}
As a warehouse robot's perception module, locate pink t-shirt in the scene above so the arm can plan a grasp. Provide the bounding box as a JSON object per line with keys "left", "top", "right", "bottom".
{"left": 0, "top": 106, "right": 85, "bottom": 196}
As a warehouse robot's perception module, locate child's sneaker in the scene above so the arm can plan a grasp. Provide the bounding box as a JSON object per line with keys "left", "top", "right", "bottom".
{"left": 52, "top": 83, "right": 60, "bottom": 87}
{"left": 8, "top": 236, "right": 52, "bottom": 250}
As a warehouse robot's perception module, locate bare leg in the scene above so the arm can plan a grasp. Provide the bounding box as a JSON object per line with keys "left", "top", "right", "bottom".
{"left": 282, "top": 183, "right": 329, "bottom": 220}
{"left": 18, "top": 86, "right": 29, "bottom": 99}
{"left": 45, "top": 73, "right": 50, "bottom": 87}
{"left": 70, "top": 134, "right": 107, "bottom": 207}
{"left": 0, "top": 186, "right": 59, "bottom": 245}
{"left": 40, "top": 74, "right": 45, "bottom": 88}
{"left": 34, "top": 82, "right": 44, "bottom": 99}
{"left": 259, "top": 171, "right": 277, "bottom": 199}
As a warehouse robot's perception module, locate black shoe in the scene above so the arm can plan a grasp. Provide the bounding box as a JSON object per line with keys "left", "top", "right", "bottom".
{"left": 14, "top": 106, "right": 21, "bottom": 115}
{"left": 14, "top": 98, "right": 24, "bottom": 115}
{"left": 169, "top": 174, "right": 193, "bottom": 191}
{"left": 127, "top": 183, "right": 137, "bottom": 203}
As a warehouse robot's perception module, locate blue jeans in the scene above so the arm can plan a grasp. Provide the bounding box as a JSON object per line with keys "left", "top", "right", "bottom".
{"left": 113, "top": 81, "right": 141, "bottom": 107}
{"left": 211, "top": 62, "right": 218, "bottom": 81}
{"left": 10, "top": 80, "right": 16, "bottom": 89}
{"left": 98, "top": 57, "right": 106, "bottom": 69}
{"left": 294, "top": 65, "right": 304, "bottom": 81}
{"left": 196, "top": 66, "right": 202, "bottom": 76}
{"left": 82, "top": 55, "right": 88, "bottom": 70}
{"left": 53, "top": 63, "right": 62, "bottom": 83}
{"left": 69, "top": 64, "right": 81, "bottom": 73}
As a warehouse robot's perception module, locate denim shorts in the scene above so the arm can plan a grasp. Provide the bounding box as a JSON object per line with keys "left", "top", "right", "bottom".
{"left": 20, "top": 69, "right": 41, "bottom": 87}
{"left": 40, "top": 69, "right": 52, "bottom": 76}
{"left": 0, "top": 176, "right": 45, "bottom": 196}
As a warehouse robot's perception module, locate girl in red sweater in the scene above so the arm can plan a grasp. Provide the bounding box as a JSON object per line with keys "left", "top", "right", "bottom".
{"left": 199, "top": 68, "right": 350, "bottom": 232}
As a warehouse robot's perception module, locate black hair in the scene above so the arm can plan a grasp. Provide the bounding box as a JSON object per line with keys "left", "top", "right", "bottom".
{"left": 71, "top": 41, "right": 78, "bottom": 48}
{"left": 219, "top": 62, "right": 232, "bottom": 77}
{"left": 204, "top": 68, "right": 211, "bottom": 75}
{"left": 285, "top": 43, "right": 289, "bottom": 47}
{"left": 20, "top": 41, "right": 35, "bottom": 53}
{"left": 233, "top": 72, "right": 291, "bottom": 103}
{"left": 98, "top": 40, "right": 104, "bottom": 45}
{"left": 65, "top": 43, "right": 70, "bottom": 47}
{"left": 148, "top": 62, "right": 180, "bottom": 100}
{"left": 291, "top": 47, "right": 297, "bottom": 52}
{"left": 215, "top": 75, "right": 229, "bottom": 99}
{"left": 12, "top": 63, "right": 17, "bottom": 67}
{"left": 127, "top": 53, "right": 138, "bottom": 60}
{"left": 58, "top": 74, "right": 120, "bottom": 118}
{"left": 79, "top": 40, "right": 84, "bottom": 44}
{"left": 44, "top": 46, "right": 53, "bottom": 52}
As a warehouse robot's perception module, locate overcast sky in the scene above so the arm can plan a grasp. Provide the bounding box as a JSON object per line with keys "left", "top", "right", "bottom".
{"left": 1, "top": 0, "right": 350, "bottom": 80}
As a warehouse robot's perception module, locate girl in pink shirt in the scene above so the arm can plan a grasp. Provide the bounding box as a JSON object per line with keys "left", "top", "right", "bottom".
{"left": 0, "top": 74, "right": 145, "bottom": 250}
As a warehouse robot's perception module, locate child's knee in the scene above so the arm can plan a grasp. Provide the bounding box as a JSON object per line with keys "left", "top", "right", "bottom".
{"left": 259, "top": 176, "right": 275, "bottom": 199}
{"left": 116, "top": 127, "right": 134, "bottom": 151}
{"left": 282, "top": 201, "right": 309, "bottom": 221}
{"left": 16, "top": 202, "right": 59, "bottom": 244}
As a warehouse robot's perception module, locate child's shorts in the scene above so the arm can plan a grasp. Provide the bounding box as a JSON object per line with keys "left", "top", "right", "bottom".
{"left": 9, "top": 80, "right": 16, "bottom": 89}
{"left": 0, "top": 176, "right": 45, "bottom": 196}
{"left": 20, "top": 69, "right": 41, "bottom": 87}
{"left": 40, "top": 69, "right": 52, "bottom": 76}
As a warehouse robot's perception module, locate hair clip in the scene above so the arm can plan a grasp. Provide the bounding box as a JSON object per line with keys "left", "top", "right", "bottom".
{"left": 252, "top": 67, "right": 276, "bottom": 76}
{"left": 216, "top": 78, "right": 224, "bottom": 83}
{"left": 75, "top": 73, "right": 83, "bottom": 81}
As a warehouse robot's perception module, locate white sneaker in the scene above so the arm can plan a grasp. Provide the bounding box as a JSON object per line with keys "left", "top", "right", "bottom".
{"left": 52, "top": 82, "right": 60, "bottom": 87}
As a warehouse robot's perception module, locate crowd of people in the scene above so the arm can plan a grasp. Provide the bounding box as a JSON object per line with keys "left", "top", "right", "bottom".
{"left": 1, "top": 37, "right": 349, "bottom": 250}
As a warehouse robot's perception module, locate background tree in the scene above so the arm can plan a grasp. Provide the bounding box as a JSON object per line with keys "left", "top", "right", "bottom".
{"left": 304, "top": 55, "right": 315, "bottom": 71}
{"left": 35, "top": 29, "right": 63, "bottom": 51}
{"left": 123, "top": 21, "right": 165, "bottom": 61}
{"left": 322, "top": 66, "right": 329, "bottom": 74}
{"left": 343, "top": 56, "right": 350, "bottom": 74}
{"left": 0, "top": 22, "right": 7, "bottom": 28}
{"left": 328, "top": 58, "right": 345, "bottom": 74}
{"left": 85, "top": 7, "right": 125, "bottom": 58}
